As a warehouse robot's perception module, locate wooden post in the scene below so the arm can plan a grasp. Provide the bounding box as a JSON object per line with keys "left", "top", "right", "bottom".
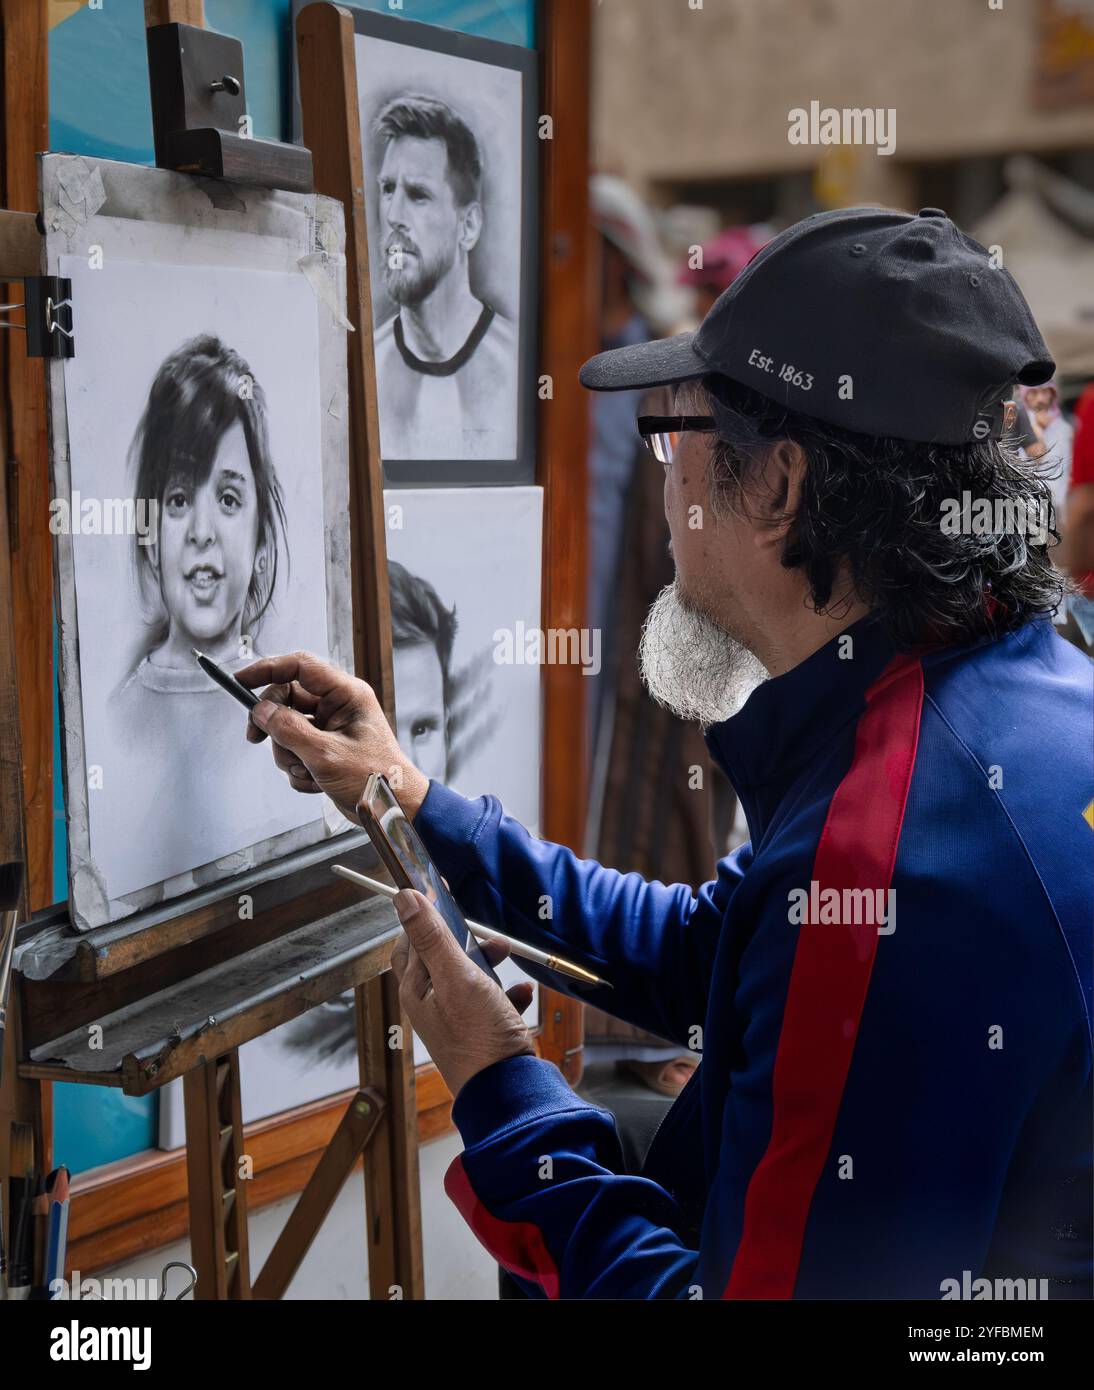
{"left": 0, "top": 377, "right": 43, "bottom": 1245}
{"left": 0, "top": 0, "right": 54, "bottom": 1235}
{"left": 2, "top": 0, "right": 51, "bottom": 914}
{"left": 144, "top": 0, "right": 205, "bottom": 26}
{"left": 356, "top": 973, "right": 424, "bottom": 1299}
{"left": 535, "top": 0, "right": 596, "bottom": 1085}
{"left": 0, "top": 211, "right": 41, "bottom": 279}
{"left": 296, "top": 1, "right": 394, "bottom": 719}
{"left": 182, "top": 1051, "right": 252, "bottom": 1299}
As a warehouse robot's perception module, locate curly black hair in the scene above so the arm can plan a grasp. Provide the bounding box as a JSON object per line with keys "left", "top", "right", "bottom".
{"left": 694, "top": 374, "right": 1068, "bottom": 651}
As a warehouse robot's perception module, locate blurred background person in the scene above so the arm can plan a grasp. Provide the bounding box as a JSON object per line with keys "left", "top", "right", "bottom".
{"left": 676, "top": 224, "right": 769, "bottom": 319}
{"left": 1019, "top": 380, "right": 1074, "bottom": 526}
{"left": 1060, "top": 379, "right": 1094, "bottom": 654}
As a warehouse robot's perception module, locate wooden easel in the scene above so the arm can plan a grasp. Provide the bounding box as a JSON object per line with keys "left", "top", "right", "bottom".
{"left": 0, "top": 0, "right": 424, "bottom": 1301}
{"left": 1, "top": 0, "right": 594, "bottom": 1298}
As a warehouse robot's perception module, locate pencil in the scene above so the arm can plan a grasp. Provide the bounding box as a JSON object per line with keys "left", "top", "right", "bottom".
{"left": 331, "top": 864, "right": 611, "bottom": 990}
{"left": 45, "top": 1167, "right": 70, "bottom": 1298}
{"left": 191, "top": 648, "right": 260, "bottom": 710}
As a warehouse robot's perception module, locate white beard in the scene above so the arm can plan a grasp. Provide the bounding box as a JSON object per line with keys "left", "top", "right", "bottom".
{"left": 638, "top": 581, "right": 768, "bottom": 727}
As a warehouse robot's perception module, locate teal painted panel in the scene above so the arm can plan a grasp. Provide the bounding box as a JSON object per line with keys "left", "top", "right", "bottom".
{"left": 205, "top": 0, "right": 294, "bottom": 141}
{"left": 48, "top": 0, "right": 289, "bottom": 160}
{"left": 52, "top": 1082, "right": 159, "bottom": 1174}
{"left": 49, "top": 0, "right": 532, "bottom": 160}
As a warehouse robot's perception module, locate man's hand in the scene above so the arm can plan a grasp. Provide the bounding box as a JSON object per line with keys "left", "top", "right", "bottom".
{"left": 390, "top": 889, "right": 536, "bottom": 1100}
{"left": 237, "top": 651, "right": 430, "bottom": 823}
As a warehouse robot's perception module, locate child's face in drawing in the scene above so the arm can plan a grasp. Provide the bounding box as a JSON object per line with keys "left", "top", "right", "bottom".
{"left": 157, "top": 421, "right": 260, "bottom": 645}
{"left": 394, "top": 640, "right": 448, "bottom": 783}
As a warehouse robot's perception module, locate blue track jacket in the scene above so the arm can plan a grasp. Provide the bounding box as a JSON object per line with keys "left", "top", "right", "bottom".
{"left": 414, "top": 615, "right": 1093, "bottom": 1299}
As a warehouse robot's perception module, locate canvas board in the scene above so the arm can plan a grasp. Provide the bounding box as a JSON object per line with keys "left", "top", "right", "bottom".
{"left": 41, "top": 154, "right": 356, "bottom": 930}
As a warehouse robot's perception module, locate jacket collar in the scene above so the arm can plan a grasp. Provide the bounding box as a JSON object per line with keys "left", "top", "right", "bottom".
{"left": 704, "top": 614, "right": 897, "bottom": 844}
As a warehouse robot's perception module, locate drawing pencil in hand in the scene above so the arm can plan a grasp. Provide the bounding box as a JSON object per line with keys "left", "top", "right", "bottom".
{"left": 193, "top": 649, "right": 316, "bottom": 728}
{"left": 191, "top": 648, "right": 260, "bottom": 710}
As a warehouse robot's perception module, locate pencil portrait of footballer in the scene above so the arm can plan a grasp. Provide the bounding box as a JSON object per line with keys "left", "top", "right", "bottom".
{"left": 351, "top": 12, "right": 537, "bottom": 483}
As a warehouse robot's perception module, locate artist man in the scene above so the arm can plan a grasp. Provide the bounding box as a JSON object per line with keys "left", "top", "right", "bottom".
{"left": 240, "top": 207, "right": 1093, "bottom": 1299}
{"left": 372, "top": 93, "right": 517, "bottom": 461}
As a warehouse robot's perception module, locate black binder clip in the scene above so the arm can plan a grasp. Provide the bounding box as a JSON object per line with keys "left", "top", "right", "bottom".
{"left": 0, "top": 276, "right": 74, "bottom": 358}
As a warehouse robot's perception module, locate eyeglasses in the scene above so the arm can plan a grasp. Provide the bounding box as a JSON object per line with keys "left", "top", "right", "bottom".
{"left": 636, "top": 415, "right": 717, "bottom": 466}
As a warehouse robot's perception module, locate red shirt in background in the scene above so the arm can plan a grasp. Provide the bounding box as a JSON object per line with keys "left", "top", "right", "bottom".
{"left": 1069, "top": 382, "right": 1094, "bottom": 595}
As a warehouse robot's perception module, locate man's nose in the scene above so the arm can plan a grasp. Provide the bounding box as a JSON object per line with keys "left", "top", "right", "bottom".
{"left": 386, "top": 185, "right": 408, "bottom": 229}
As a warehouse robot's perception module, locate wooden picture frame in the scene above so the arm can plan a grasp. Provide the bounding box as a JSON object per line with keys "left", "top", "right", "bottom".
{"left": 292, "top": 1, "right": 539, "bottom": 487}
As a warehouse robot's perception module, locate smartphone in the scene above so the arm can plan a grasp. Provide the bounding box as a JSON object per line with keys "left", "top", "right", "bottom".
{"left": 357, "top": 773, "right": 501, "bottom": 986}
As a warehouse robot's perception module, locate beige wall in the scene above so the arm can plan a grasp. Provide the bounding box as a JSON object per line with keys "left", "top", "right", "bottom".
{"left": 592, "top": 0, "right": 1094, "bottom": 202}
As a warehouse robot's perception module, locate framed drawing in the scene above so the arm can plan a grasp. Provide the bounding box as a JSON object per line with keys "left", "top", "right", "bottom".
{"left": 293, "top": 2, "right": 538, "bottom": 486}
{"left": 40, "top": 154, "right": 357, "bottom": 930}
{"left": 384, "top": 485, "right": 544, "bottom": 829}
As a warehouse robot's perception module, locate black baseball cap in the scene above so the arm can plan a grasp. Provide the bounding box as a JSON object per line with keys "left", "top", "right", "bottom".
{"left": 579, "top": 206, "right": 1055, "bottom": 444}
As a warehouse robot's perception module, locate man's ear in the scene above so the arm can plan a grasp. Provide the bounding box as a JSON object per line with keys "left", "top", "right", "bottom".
{"left": 459, "top": 200, "right": 483, "bottom": 254}
{"left": 752, "top": 439, "right": 806, "bottom": 553}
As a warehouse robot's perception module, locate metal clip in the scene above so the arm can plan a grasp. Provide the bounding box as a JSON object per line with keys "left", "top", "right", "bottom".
{"left": 23, "top": 276, "right": 75, "bottom": 358}
{"left": 159, "top": 1261, "right": 198, "bottom": 1300}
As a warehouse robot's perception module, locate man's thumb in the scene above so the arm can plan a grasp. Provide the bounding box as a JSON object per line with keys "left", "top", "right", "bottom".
{"left": 394, "top": 890, "right": 460, "bottom": 973}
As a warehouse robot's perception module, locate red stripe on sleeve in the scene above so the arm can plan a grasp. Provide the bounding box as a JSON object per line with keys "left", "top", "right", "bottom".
{"left": 444, "top": 1155, "right": 561, "bottom": 1298}
{"left": 724, "top": 652, "right": 925, "bottom": 1299}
